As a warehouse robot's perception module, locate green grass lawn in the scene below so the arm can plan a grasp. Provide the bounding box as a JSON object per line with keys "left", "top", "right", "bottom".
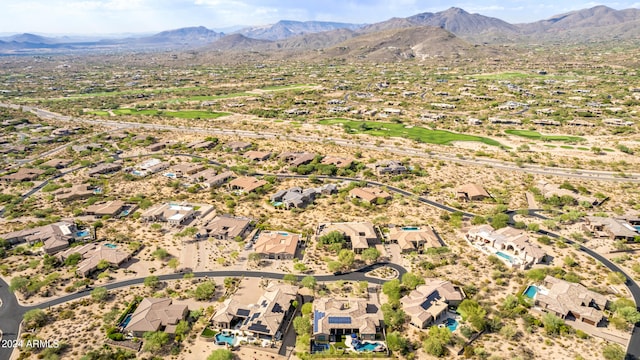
{"left": 88, "top": 108, "right": 230, "bottom": 119}
{"left": 505, "top": 129, "right": 585, "bottom": 142}
{"left": 561, "top": 145, "right": 574, "bottom": 149}
{"left": 319, "top": 119, "right": 501, "bottom": 146}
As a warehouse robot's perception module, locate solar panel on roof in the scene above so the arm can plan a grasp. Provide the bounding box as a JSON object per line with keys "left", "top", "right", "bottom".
{"left": 237, "top": 309, "right": 250, "bottom": 317}
{"left": 272, "top": 303, "right": 283, "bottom": 313}
{"left": 328, "top": 316, "right": 351, "bottom": 324}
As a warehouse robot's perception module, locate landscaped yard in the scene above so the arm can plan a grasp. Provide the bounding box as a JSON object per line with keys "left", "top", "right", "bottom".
{"left": 319, "top": 119, "right": 502, "bottom": 146}
{"left": 505, "top": 129, "right": 586, "bottom": 142}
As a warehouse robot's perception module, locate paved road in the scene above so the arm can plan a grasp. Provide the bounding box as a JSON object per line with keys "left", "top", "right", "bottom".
{"left": 0, "top": 263, "right": 405, "bottom": 360}
{"left": 508, "top": 209, "right": 640, "bottom": 359}
{"left": 2, "top": 102, "right": 639, "bottom": 183}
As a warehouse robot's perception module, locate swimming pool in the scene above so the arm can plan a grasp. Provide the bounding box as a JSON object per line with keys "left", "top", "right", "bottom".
{"left": 401, "top": 227, "right": 419, "bottom": 231}
{"left": 355, "top": 342, "right": 380, "bottom": 352}
{"left": 76, "top": 230, "right": 90, "bottom": 238}
{"left": 524, "top": 285, "right": 538, "bottom": 299}
{"left": 132, "top": 170, "right": 143, "bottom": 176}
{"left": 635, "top": 226, "right": 640, "bottom": 233}
{"left": 105, "top": 243, "right": 117, "bottom": 249}
{"left": 215, "top": 333, "right": 236, "bottom": 346}
{"left": 119, "top": 209, "right": 130, "bottom": 216}
{"left": 271, "top": 201, "right": 283, "bottom": 207}
{"left": 120, "top": 314, "right": 132, "bottom": 328}
{"left": 278, "top": 231, "right": 289, "bottom": 236}
{"left": 445, "top": 318, "right": 459, "bottom": 332}
{"left": 496, "top": 251, "right": 515, "bottom": 263}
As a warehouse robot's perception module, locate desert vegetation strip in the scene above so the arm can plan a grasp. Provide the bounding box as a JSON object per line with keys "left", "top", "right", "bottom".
{"left": 319, "top": 118, "right": 502, "bottom": 146}
{"left": 505, "top": 129, "right": 586, "bottom": 142}
{"left": 259, "top": 83, "right": 315, "bottom": 91}
{"left": 87, "top": 108, "right": 230, "bottom": 119}
{"left": 25, "top": 86, "right": 201, "bottom": 102}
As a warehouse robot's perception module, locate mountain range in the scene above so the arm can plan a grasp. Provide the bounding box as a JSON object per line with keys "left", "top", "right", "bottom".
{"left": 1, "top": 5, "right": 639, "bottom": 56}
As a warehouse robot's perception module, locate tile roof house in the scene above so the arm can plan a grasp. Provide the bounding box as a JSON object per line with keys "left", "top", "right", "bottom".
{"left": 87, "top": 163, "right": 122, "bottom": 177}
{"left": 42, "top": 158, "right": 73, "bottom": 169}
{"left": 141, "top": 203, "right": 196, "bottom": 225}
{"left": 54, "top": 184, "right": 95, "bottom": 202}
{"left": 583, "top": 216, "right": 639, "bottom": 241}
{"left": 388, "top": 226, "right": 441, "bottom": 253}
{"left": 85, "top": 200, "right": 132, "bottom": 218}
{"left": 243, "top": 151, "right": 272, "bottom": 162}
{"left": 0, "top": 168, "right": 45, "bottom": 182}
{"left": 349, "top": 187, "right": 391, "bottom": 204}
{"left": 225, "top": 141, "right": 252, "bottom": 152}
{"left": 455, "top": 184, "right": 491, "bottom": 202}
{"left": 124, "top": 298, "right": 188, "bottom": 337}
{"left": 57, "top": 243, "right": 133, "bottom": 277}
{"left": 466, "top": 224, "right": 546, "bottom": 269}
{"left": 270, "top": 184, "right": 337, "bottom": 209}
{"left": 229, "top": 177, "right": 267, "bottom": 193}
{"left": 313, "top": 297, "right": 383, "bottom": 342}
{"left": 401, "top": 279, "right": 465, "bottom": 329}
{"left": 372, "top": 160, "right": 407, "bottom": 175}
{"left": 0, "top": 222, "right": 85, "bottom": 254}
{"left": 321, "top": 156, "right": 353, "bottom": 168}
{"left": 535, "top": 276, "right": 608, "bottom": 326}
{"left": 317, "top": 222, "right": 378, "bottom": 254}
{"left": 211, "top": 284, "right": 298, "bottom": 340}
{"left": 171, "top": 163, "right": 207, "bottom": 177}
{"left": 188, "top": 169, "right": 236, "bottom": 188}
{"left": 278, "top": 152, "right": 317, "bottom": 167}
{"left": 254, "top": 231, "right": 300, "bottom": 260}
{"left": 203, "top": 215, "right": 252, "bottom": 240}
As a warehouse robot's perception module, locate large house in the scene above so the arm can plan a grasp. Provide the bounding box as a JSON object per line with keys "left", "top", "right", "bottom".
{"left": 124, "top": 298, "right": 189, "bottom": 337}
{"left": 455, "top": 184, "right": 490, "bottom": 202}
{"left": 201, "top": 215, "right": 252, "bottom": 240}
{"left": 54, "top": 184, "right": 95, "bottom": 202}
{"left": 317, "top": 222, "right": 378, "bottom": 254}
{"left": 534, "top": 276, "right": 609, "bottom": 326}
{"left": 57, "top": 243, "right": 133, "bottom": 277}
{"left": 170, "top": 163, "right": 206, "bottom": 177}
{"left": 87, "top": 163, "right": 122, "bottom": 177}
{"left": 278, "top": 152, "right": 317, "bottom": 167}
{"left": 583, "top": 216, "right": 639, "bottom": 241}
{"left": 270, "top": 184, "right": 337, "bottom": 209}
{"left": 141, "top": 203, "right": 213, "bottom": 226}
{"left": 229, "top": 177, "right": 267, "bottom": 193}
{"left": 349, "top": 187, "right": 391, "bottom": 204}
{"left": 401, "top": 279, "right": 465, "bottom": 329}
{"left": 312, "top": 297, "right": 383, "bottom": 342}
{"left": 466, "top": 225, "right": 546, "bottom": 269}
{"left": 0, "top": 222, "right": 89, "bottom": 254}
{"left": 372, "top": 160, "right": 407, "bottom": 175}
{"left": 243, "top": 151, "right": 272, "bottom": 162}
{"left": 388, "top": 225, "right": 441, "bottom": 253}
{"left": 189, "top": 169, "right": 235, "bottom": 188}
{"left": 0, "top": 168, "right": 45, "bottom": 182}
{"left": 254, "top": 231, "right": 300, "bottom": 260}
{"left": 85, "top": 200, "right": 133, "bottom": 218}
{"left": 211, "top": 284, "right": 298, "bottom": 340}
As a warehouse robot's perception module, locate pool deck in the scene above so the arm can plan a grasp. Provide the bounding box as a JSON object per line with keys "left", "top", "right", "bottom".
{"left": 344, "top": 336, "right": 386, "bottom": 353}
{"left": 213, "top": 329, "right": 273, "bottom": 348}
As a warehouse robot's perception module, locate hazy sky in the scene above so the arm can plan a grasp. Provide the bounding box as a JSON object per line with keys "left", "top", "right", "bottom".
{"left": 2, "top": 0, "right": 640, "bottom": 35}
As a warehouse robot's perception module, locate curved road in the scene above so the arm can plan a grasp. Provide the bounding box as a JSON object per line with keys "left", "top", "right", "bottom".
{"left": 0, "top": 262, "right": 404, "bottom": 360}
{"left": 2, "top": 102, "right": 639, "bottom": 183}
{"left": 1, "top": 102, "right": 640, "bottom": 357}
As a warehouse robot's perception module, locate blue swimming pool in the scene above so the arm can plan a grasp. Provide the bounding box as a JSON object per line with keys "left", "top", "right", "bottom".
{"left": 105, "top": 243, "right": 117, "bottom": 249}
{"left": 496, "top": 251, "right": 515, "bottom": 263}
{"left": 402, "top": 227, "right": 419, "bottom": 231}
{"left": 445, "top": 318, "right": 459, "bottom": 332}
{"left": 215, "top": 333, "right": 235, "bottom": 346}
{"left": 120, "top": 209, "right": 130, "bottom": 216}
{"left": 278, "top": 231, "right": 289, "bottom": 235}
{"left": 356, "top": 342, "right": 380, "bottom": 352}
{"left": 76, "top": 230, "right": 90, "bottom": 238}
{"left": 524, "top": 285, "right": 538, "bottom": 299}
{"left": 271, "top": 201, "right": 283, "bottom": 207}
{"left": 120, "top": 314, "right": 132, "bottom": 328}
{"left": 634, "top": 226, "right": 640, "bottom": 233}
